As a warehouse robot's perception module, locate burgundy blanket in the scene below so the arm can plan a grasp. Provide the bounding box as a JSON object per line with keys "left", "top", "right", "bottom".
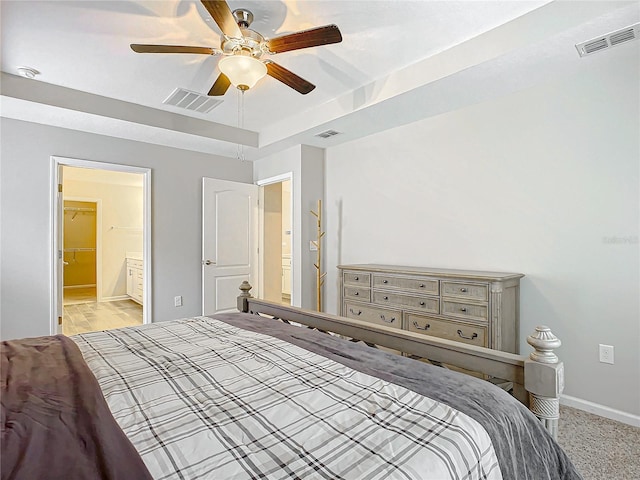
{"left": 1, "top": 334, "right": 152, "bottom": 480}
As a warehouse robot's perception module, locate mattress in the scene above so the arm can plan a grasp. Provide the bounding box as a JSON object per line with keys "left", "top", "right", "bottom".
{"left": 70, "top": 313, "right": 581, "bottom": 480}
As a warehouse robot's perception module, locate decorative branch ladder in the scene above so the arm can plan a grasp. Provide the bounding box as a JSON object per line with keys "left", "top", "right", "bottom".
{"left": 310, "top": 200, "right": 326, "bottom": 312}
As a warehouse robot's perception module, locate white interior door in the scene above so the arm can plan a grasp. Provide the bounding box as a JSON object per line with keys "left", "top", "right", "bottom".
{"left": 202, "top": 178, "right": 259, "bottom": 315}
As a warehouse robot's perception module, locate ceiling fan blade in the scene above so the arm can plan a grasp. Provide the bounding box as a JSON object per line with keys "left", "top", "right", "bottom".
{"left": 131, "top": 44, "right": 219, "bottom": 55}
{"left": 208, "top": 73, "right": 231, "bottom": 96}
{"left": 201, "top": 0, "right": 242, "bottom": 39}
{"left": 265, "top": 61, "right": 315, "bottom": 95}
{"left": 266, "top": 25, "right": 342, "bottom": 54}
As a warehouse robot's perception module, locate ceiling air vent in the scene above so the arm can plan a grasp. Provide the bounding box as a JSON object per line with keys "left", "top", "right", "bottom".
{"left": 576, "top": 23, "right": 639, "bottom": 57}
{"left": 315, "top": 129, "right": 342, "bottom": 139}
{"left": 163, "top": 88, "right": 222, "bottom": 114}
{"left": 610, "top": 28, "right": 636, "bottom": 46}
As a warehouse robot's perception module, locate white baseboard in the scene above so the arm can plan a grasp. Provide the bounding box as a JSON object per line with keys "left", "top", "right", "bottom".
{"left": 100, "top": 295, "right": 129, "bottom": 302}
{"left": 561, "top": 394, "right": 640, "bottom": 427}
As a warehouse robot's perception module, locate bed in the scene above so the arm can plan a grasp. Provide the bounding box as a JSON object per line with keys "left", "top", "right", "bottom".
{"left": 1, "top": 284, "right": 580, "bottom": 480}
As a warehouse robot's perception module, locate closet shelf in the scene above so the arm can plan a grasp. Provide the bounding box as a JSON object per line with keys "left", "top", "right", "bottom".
{"left": 64, "top": 207, "right": 95, "bottom": 213}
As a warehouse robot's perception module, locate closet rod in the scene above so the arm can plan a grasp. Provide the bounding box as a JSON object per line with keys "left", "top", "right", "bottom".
{"left": 109, "top": 226, "right": 142, "bottom": 231}
{"left": 63, "top": 248, "right": 96, "bottom": 252}
{"left": 64, "top": 207, "right": 96, "bottom": 213}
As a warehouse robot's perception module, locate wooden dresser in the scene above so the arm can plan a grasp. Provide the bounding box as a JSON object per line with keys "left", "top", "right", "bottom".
{"left": 338, "top": 264, "right": 524, "bottom": 353}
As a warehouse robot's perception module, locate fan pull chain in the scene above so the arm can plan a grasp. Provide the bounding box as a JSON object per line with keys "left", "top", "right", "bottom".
{"left": 236, "top": 88, "right": 246, "bottom": 161}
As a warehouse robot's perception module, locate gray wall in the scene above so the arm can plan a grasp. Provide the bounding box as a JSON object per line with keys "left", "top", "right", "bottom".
{"left": 324, "top": 49, "right": 639, "bottom": 416}
{"left": 253, "top": 145, "right": 324, "bottom": 311}
{"left": 0, "top": 118, "right": 252, "bottom": 340}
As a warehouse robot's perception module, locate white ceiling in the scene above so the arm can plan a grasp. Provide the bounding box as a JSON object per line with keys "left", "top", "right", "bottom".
{"left": 1, "top": 1, "right": 638, "bottom": 160}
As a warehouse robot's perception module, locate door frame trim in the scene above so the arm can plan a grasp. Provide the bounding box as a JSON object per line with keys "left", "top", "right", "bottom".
{"left": 50, "top": 156, "right": 152, "bottom": 334}
{"left": 256, "top": 172, "right": 295, "bottom": 306}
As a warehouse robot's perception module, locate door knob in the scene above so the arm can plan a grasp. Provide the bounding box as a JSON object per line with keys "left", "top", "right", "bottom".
{"left": 203, "top": 260, "right": 216, "bottom": 265}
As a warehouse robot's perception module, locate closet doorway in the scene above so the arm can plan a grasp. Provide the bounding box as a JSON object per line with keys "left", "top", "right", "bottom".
{"left": 52, "top": 157, "right": 151, "bottom": 336}
{"left": 259, "top": 175, "right": 293, "bottom": 306}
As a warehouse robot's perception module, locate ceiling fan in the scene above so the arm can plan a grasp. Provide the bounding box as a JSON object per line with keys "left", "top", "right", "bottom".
{"left": 130, "top": 0, "right": 343, "bottom": 96}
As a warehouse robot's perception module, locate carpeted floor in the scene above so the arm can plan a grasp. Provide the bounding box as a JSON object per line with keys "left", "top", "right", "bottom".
{"left": 557, "top": 405, "right": 640, "bottom": 479}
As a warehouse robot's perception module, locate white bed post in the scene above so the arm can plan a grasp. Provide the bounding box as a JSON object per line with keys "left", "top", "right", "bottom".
{"left": 237, "top": 280, "right": 253, "bottom": 312}
{"left": 524, "top": 326, "right": 564, "bottom": 440}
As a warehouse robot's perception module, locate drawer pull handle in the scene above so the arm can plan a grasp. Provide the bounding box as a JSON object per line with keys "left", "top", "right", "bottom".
{"left": 413, "top": 321, "right": 430, "bottom": 331}
{"left": 460, "top": 307, "right": 467, "bottom": 312}
{"left": 457, "top": 330, "right": 478, "bottom": 340}
{"left": 460, "top": 288, "right": 468, "bottom": 293}
{"left": 419, "top": 301, "right": 425, "bottom": 306}
{"left": 380, "top": 315, "right": 395, "bottom": 323}
{"left": 383, "top": 280, "right": 388, "bottom": 284}
{"left": 354, "top": 291, "right": 359, "bottom": 296}
{"left": 354, "top": 276, "right": 359, "bottom": 281}
{"left": 383, "top": 296, "right": 388, "bottom": 300}
{"left": 349, "top": 308, "right": 362, "bottom": 316}
{"left": 419, "top": 284, "right": 425, "bottom": 288}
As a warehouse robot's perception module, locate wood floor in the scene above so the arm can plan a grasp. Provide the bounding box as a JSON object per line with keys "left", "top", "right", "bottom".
{"left": 63, "top": 287, "right": 142, "bottom": 336}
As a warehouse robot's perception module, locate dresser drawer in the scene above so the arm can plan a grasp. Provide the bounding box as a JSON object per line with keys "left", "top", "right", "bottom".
{"left": 441, "top": 281, "right": 488, "bottom": 302}
{"left": 344, "top": 286, "right": 371, "bottom": 302}
{"left": 372, "top": 275, "right": 438, "bottom": 295}
{"left": 344, "top": 302, "right": 402, "bottom": 329}
{"left": 442, "top": 300, "right": 488, "bottom": 322}
{"left": 372, "top": 291, "right": 439, "bottom": 314}
{"left": 343, "top": 272, "right": 371, "bottom": 287}
{"left": 406, "top": 314, "right": 487, "bottom": 347}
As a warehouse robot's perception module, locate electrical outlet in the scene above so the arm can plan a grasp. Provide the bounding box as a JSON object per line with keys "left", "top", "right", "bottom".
{"left": 599, "top": 344, "right": 614, "bottom": 364}
{"left": 174, "top": 295, "right": 183, "bottom": 307}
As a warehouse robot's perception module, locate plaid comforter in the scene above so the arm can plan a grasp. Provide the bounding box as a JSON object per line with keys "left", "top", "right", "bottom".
{"left": 74, "top": 316, "right": 502, "bottom": 480}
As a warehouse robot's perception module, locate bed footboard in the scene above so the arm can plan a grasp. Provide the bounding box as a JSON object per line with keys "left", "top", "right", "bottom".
{"left": 237, "top": 282, "right": 564, "bottom": 439}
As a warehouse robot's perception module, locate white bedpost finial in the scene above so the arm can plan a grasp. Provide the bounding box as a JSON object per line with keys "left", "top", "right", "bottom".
{"left": 239, "top": 281, "right": 253, "bottom": 298}
{"left": 527, "top": 325, "right": 561, "bottom": 364}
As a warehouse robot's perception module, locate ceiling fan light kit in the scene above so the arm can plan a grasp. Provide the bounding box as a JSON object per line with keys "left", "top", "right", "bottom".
{"left": 130, "top": 0, "right": 342, "bottom": 96}
{"left": 218, "top": 54, "right": 267, "bottom": 91}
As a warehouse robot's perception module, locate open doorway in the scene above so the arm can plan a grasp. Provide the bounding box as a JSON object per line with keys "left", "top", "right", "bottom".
{"left": 52, "top": 157, "right": 151, "bottom": 335}
{"left": 260, "top": 176, "right": 293, "bottom": 306}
